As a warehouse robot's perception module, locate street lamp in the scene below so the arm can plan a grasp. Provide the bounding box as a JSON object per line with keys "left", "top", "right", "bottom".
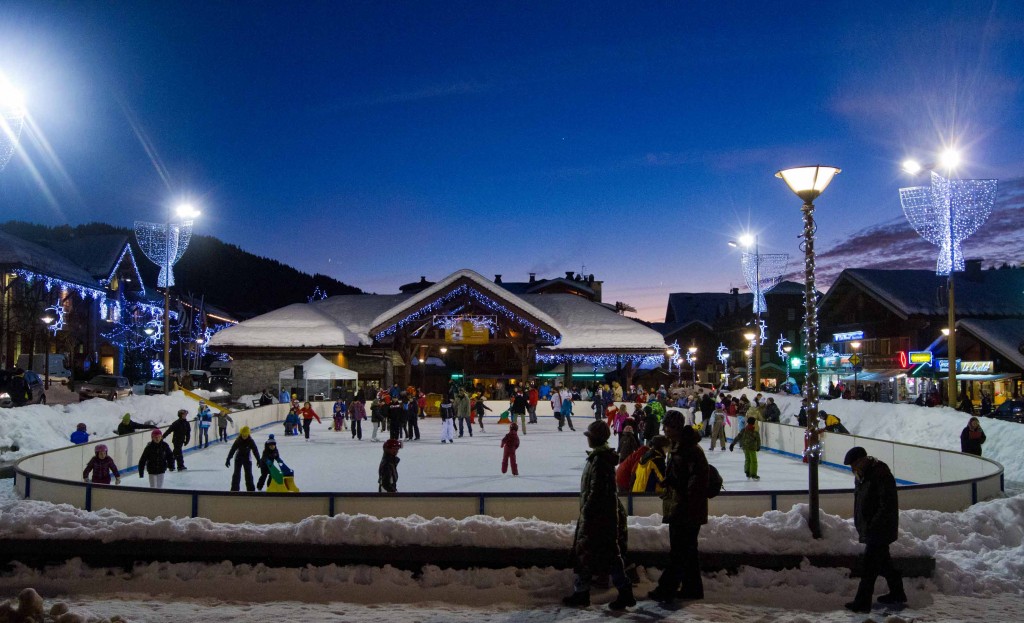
{"left": 900, "top": 150, "right": 996, "bottom": 407}
{"left": 743, "top": 331, "right": 756, "bottom": 389}
{"left": 782, "top": 344, "right": 793, "bottom": 384}
{"left": 686, "top": 346, "right": 698, "bottom": 386}
{"left": 721, "top": 351, "right": 730, "bottom": 389}
{"left": 729, "top": 235, "right": 788, "bottom": 392}
{"left": 41, "top": 313, "right": 54, "bottom": 389}
{"left": 777, "top": 164, "right": 840, "bottom": 539}
{"left": 0, "top": 75, "right": 26, "bottom": 173}
{"left": 850, "top": 341, "right": 861, "bottom": 399}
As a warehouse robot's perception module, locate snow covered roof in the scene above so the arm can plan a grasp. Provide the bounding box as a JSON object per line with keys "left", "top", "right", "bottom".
{"left": 523, "top": 293, "right": 666, "bottom": 351}
{"left": 823, "top": 268, "right": 1024, "bottom": 318}
{"left": 664, "top": 291, "right": 752, "bottom": 325}
{"left": 210, "top": 269, "right": 666, "bottom": 353}
{"left": 0, "top": 230, "right": 101, "bottom": 289}
{"left": 41, "top": 235, "right": 132, "bottom": 282}
{"left": 956, "top": 318, "right": 1024, "bottom": 369}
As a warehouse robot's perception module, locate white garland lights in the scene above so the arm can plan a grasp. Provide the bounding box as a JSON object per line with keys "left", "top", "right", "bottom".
{"left": 899, "top": 171, "right": 997, "bottom": 275}
{"left": 741, "top": 251, "right": 788, "bottom": 313}
{"left": 134, "top": 220, "right": 195, "bottom": 288}
{"left": 44, "top": 305, "right": 64, "bottom": 334}
{"left": 432, "top": 314, "right": 499, "bottom": 334}
{"left": 12, "top": 269, "right": 104, "bottom": 300}
{"left": 776, "top": 334, "right": 791, "bottom": 359}
{"left": 716, "top": 343, "right": 729, "bottom": 365}
{"left": 535, "top": 352, "right": 664, "bottom": 368}
{"left": 374, "top": 284, "right": 560, "bottom": 344}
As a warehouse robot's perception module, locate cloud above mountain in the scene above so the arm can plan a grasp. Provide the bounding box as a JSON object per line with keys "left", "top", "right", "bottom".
{"left": 794, "top": 177, "right": 1024, "bottom": 288}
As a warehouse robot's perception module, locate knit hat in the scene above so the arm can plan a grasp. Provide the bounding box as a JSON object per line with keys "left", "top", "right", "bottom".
{"left": 239, "top": 426, "right": 250, "bottom": 438}
{"left": 151, "top": 429, "right": 163, "bottom": 438}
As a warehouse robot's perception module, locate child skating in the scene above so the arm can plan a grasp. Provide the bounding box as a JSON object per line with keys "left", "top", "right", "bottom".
{"left": 378, "top": 439, "right": 401, "bottom": 492}
{"left": 501, "top": 422, "right": 520, "bottom": 476}
{"left": 730, "top": 419, "right": 762, "bottom": 479}
{"left": 83, "top": 444, "right": 121, "bottom": 485}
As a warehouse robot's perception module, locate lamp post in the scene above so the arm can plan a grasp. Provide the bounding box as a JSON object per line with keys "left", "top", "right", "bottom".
{"left": 160, "top": 204, "right": 200, "bottom": 393}
{"left": 743, "top": 331, "right": 756, "bottom": 389}
{"left": 731, "top": 235, "right": 761, "bottom": 390}
{"left": 783, "top": 344, "right": 792, "bottom": 384}
{"left": 776, "top": 164, "right": 840, "bottom": 539}
{"left": 849, "top": 341, "right": 861, "bottom": 399}
{"left": 686, "top": 346, "right": 698, "bottom": 386}
{"left": 721, "top": 352, "right": 730, "bottom": 389}
{"left": 41, "top": 313, "right": 54, "bottom": 389}
{"left": 900, "top": 152, "right": 996, "bottom": 408}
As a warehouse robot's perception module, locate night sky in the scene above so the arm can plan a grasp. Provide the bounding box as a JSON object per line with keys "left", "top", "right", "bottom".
{"left": 1, "top": 1, "right": 1022, "bottom": 320}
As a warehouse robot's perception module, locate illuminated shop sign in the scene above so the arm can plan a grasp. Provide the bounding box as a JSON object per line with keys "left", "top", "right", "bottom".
{"left": 960, "top": 361, "right": 994, "bottom": 373}
{"left": 832, "top": 331, "right": 864, "bottom": 342}
{"left": 908, "top": 351, "right": 933, "bottom": 365}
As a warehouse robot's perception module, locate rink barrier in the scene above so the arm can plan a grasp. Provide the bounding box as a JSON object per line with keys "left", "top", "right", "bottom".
{"left": 13, "top": 401, "right": 1004, "bottom": 524}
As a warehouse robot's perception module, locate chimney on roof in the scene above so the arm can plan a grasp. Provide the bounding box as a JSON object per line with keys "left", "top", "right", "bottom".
{"left": 965, "top": 258, "right": 983, "bottom": 281}
{"left": 494, "top": 274, "right": 502, "bottom": 283}
{"left": 587, "top": 274, "right": 594, "bottom": 285}
{"left": 529, "top": 272, "right": 536, "bottom": 283}
{"left": 566, "top": 271, "right": 574, "bottom": 280}
{"left": 730, "top": 287, "right": 739, "bottom": 296}
{"left": 419, "top": 276, "right": 427, "bottom": 283}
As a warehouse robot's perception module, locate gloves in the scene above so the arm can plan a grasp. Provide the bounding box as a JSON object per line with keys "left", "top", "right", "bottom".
{"left": 729, "top": 445, "right": 735, "bottom": 452}
{"left": 225, "top": 460, "right": 231, "bottom": 467}
{"left": 115, "top": 478, "right": 121, "bottom": 485}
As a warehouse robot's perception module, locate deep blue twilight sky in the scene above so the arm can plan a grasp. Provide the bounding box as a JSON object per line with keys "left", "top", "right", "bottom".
{"left": 1, "top": 1, "right": 1022, "bottom": 320}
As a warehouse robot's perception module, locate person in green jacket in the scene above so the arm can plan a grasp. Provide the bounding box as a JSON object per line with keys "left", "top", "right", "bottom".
{"left": 729, "top": 419, "right": 761, "bottom": 479}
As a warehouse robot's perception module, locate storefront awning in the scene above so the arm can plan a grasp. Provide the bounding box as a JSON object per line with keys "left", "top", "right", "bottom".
{"left": 954, "top": 373, "right": 1021, "bottom": 382}
{"left": 839, "top": 368, "right": 909, "bottom": 383}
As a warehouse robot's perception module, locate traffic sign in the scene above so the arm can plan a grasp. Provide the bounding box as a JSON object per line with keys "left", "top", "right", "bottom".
{"left": 849, "top": 354, "right": 862, "bottom": 366}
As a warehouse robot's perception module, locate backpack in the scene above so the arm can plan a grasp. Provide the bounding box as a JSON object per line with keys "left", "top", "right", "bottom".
{"left": 707, "top": 464, "right": 724, "bottom": 499}
{"left": 615, "top": 446, "right": 648, "bottom": 491}
{"left": 632, "top": 457, "right": 665, "bottom": 494}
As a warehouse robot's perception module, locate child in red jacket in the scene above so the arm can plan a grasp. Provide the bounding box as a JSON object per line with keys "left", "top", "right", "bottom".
{"left": 501, "top": 422, "right": 520, "bottom": 476}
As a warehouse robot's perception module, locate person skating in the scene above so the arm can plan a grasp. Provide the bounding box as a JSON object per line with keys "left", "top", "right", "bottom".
{"left": 559, "top": 392, "right": 576, "bottom": 431}
{"left": 500, "top": 422, "right": 520, "bottom": 476}
{"left": 960, "top": 417, "right": 986, "bottom": 456}
{"left": 298, "top": 401, "right": 321, "bottom": 441}
{"left": 214, "top": 410, "right": 234, "bottom": 443}
{"left": 225, "top": 425, "right": 261, "bottom": 491}
{"left": 404, "top": 394, "right": 420, "bottom": 440}
{"left": 332, "top": 398, "right": 347, "bottom": 432}
{"left": 474, "top": 394, "right": 491, "bottom": 432}
{"left": 196, "top": 401, "right": 213, "bottom": 448}
{"left": 83, "top": 444, "right": 120, "bottom": 485}
{"left": 843, "top": 446, "right": 907, "bottom": 612}
{"left": 647, "top": 410, "right": 708, "bottom": 604}
{"left": 387, "top": 395, "right": 405, "bottom": 440}
{"left": 256, "top": 434, "right": 283, "bottom": 490}
{"left": 527, "top": 383, "right": 539, "bottom": 424}
{"left": 439, "top": 396, "right": 456, "bottom": 443}
{"left": 350, "top": 398, "right": 366, "bottom": 440}
{"left": 729, "top": 419, "right": 761, "bottom": 479}
{"left": 378, "top": 438, "right": 401, "bottom": 492}
{"left": 708, "top": 403, "right": 727, "bottom": 451}
{"left": 164, "top": 409, "right": 191, "bottom": 470}
{"left": 370, "top": 397, "right": 384, "bottom": 441}
{"left": 138, "top": 429, "right": 174, "bottom": 488}
{"left": 562, "top": 421, "right": 634, "bottom": 611}
{"left": 455, "top": 389, "right": 474, "bottom": 437}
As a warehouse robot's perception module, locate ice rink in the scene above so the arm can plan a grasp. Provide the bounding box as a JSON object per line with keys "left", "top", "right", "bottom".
{"left": 146, "top": 415, "right": 857, "bottom": 494}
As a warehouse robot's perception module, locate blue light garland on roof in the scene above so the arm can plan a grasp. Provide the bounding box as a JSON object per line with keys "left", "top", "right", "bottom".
{"left": 12, "top": 269, "right": 104, "bottom": 300}
{"left": 536, "top": 353, "right": 664, "bottom": 367}
{"left": 374, "top": 284, "right": 560, "bottom": 344}
{"left": 102, "top": 245, "right": 146, "bottom": 295}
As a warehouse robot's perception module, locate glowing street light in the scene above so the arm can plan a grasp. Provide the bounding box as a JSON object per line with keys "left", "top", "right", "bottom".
{"left": 729, "top": 234, "right": 787, "bottom": 391}
{"left": 40, "top": 313, "right": 55, "bottom": 390}
{"left": 776, "top": 164, "right": 840, "bottom": 539}
{"left": 850, "top": 341, "right": 861, "bottom": 399}
{"left": 0, "top": 75, "right": 26, "bottom": 172}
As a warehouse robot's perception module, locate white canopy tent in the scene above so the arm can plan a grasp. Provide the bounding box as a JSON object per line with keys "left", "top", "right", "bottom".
{"left": 278, "top": 353, "right": 358, "bottom": 401}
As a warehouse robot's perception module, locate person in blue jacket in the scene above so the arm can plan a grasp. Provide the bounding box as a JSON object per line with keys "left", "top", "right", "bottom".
{"left": 70, "top": 422, "right": 90, "bottom": 445}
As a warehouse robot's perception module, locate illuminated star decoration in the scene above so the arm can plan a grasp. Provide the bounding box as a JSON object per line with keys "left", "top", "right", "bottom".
{"left": 776, "top": 335, "right": 791, "bottom": 359}
{"left": 716, "top": 343, "right": 729, "bottom": 365}
{"left": 0, "top": 83, "right": 25, "bottom": 172}
{"left": 899, "top": 172, "right": 997, "bottom": 275}
{"left": 44, "top": 305, "right": 64, "bottom": 334}
{"left": 757, "top": 319, "right": 768, "bottom": 346}
{"left": 741, "top": 252, "right": 789, "bottom": 313}
{"left": 134, "top": 220, "right": 195, "bottom": 288}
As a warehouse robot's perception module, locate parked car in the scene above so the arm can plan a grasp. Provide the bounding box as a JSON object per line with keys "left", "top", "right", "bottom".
{"left": 144, "top": 369, "right": 211, "bottom": 395}
{"left": 0, "top": 369, "right": 46, "bottom": 408}
{"left": 207, "top": 373, "right": 232, "bottom": 395}
{"left": 990, "top": 400, "right": 1024, "bottom": 424}
{"left": 78, "top": 375, "right": 132, "bottom": 401}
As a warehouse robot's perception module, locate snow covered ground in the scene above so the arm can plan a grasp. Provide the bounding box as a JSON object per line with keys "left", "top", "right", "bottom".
{"left": 2, "top": 390, "right": 1023, "bottom": 621}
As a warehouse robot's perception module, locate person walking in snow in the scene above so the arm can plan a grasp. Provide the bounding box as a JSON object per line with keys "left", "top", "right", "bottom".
{"left": 439, "top": 396, "right": 456, "bottom": 443}
{"left": 164, "top": 409, "right": 191, "bottom": 470}
{"left": 298, "top": 401, "right": 322, "bottom": 441}
{"left": 378, "top": 438, "right": 401, "bottom": 492}
{"left": 730, "top": 419, "right": 761, "bottom": 479}
{"left": 960, "top": 417, "right": 986, "bottom": 457}
{"left": 225, "top": 425, "right": 261, "bottom": 491}
{"left": 843, "top": 446, "right": 906, "bottom": 612}
{"left": 500, "top": 422, "right": 521, "bottom": 475}
{"left": 83, "top": 444, "right": 120, "bottom": 485}
{"left": 562, "top": 421, "right": 634, "bottom": 611}
{"left": 138, "top": 429, "right": 174, "bottom": 488}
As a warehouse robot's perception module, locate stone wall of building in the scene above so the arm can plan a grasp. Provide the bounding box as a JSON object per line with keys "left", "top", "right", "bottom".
{"left": 229, "top": 351, "right": 391, "bottom": 399}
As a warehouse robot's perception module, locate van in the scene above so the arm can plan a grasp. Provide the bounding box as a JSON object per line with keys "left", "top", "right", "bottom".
{"left": 16, "top": 354, "right": 71, "bottom": 383}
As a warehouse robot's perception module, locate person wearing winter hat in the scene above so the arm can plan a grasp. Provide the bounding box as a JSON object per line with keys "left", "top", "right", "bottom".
{"left": 729, "top": 419, "right": 761, "bottom": 479}
{"left": 500, "top": 422, "right": 520, "bottom": 476}
{"left": 117, "top": 413, "right": 157, "bottom": 435}
{"left": 225, "top": 426, "right": 261, "bottom": 491}
{"left": 257, "top": 434, "right": 282, "bottom": 491}
{"left": 83, "top": 444, "right": 121, "bottom": 485}
{"left": 164, "top": 409, "right": 191, "bottom": 471}
{"left": 138, "top": 429, "right": 174, "bottom": 488}
{"left": 842, "top": 446, "right": 906, "bottom": 612}
{"left": 70, "top": 423, "right": 90, "bottom": 445}
{"left": 563, "top": 420, "right": 633, "bottom": 611}
{"left": 378, "top": 438, "right": 401, "bottom": 492}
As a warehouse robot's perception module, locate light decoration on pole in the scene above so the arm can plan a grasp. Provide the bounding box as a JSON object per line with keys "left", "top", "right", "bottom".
{"left": 730, "top": 235, "right": 787, "bottom": 392}
{"left": 134, "top": 219, "right": 196, "bottom": 289}
{"left": 900, "top": 161, "right": 997, "bottom": 408}
{"left": 0, "top": 75, "right": 26, "bottom": 172}
{"left": 743, "top": 330, "right": 756, "bottom": 389}
{"left": 776, "top": 164, "right": 840, "bottom": 540}
{"left": 776, "top": 335, "right": 792, "bottom": 359}
{"left": 716, "top": 343, "right": 729, "bottom": 365}
{"left": 43, "top": 305, "right": 64, "bottom": 334}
